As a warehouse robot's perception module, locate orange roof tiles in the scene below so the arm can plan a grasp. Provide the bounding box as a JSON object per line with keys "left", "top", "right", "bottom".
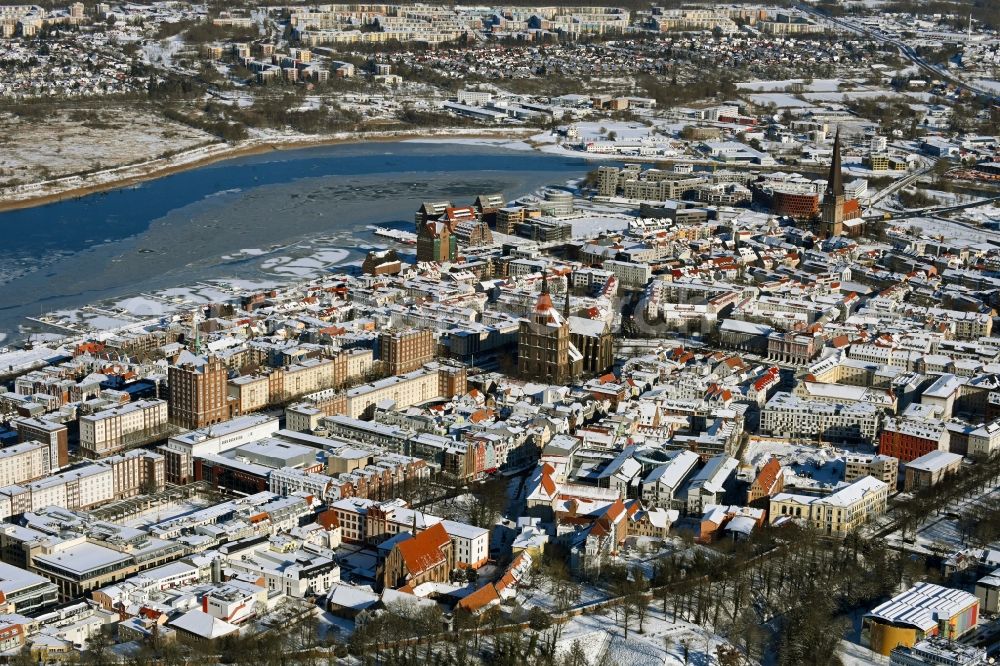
{"left": 456, "top": 583, "right": 500, "bottom": 614}
{"left": 397, "top": 522, "right": 450, "bottom": 576}
{"left": 753, "top": 458, "right": 782, "bottom": 495}
{"left": 540, "top": 473, "right": 557, "bottom": 497}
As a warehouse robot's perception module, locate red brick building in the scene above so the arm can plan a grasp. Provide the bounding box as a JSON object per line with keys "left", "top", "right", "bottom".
{"left": 879, "top": 419, "right": 947, "bottom": 463}
{"left": 747, "top": 457, "right": 784, "bottom": 508}
{"left": 380, "top": 522, "right": 453, "bottom": 590}
{"left": 772, "top": 191, "right": 819, "bottom": 220}
{"left": 168, "top": 356, "right": 232, "bottom": 430}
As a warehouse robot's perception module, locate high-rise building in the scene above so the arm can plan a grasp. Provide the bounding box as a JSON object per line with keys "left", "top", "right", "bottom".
{"left": 517, "top": 274, "right": 583, "bottom": 385}
{"left": 380, "top": 329, "right": 435, "bottom": 375}
{"left": 168, "top": 356, "right": 231, "bottom": 430}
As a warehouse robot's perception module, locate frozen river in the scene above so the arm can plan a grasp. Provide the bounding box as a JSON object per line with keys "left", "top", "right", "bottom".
{"left": 0, "top": 142, "right": 591, "bottom": 341}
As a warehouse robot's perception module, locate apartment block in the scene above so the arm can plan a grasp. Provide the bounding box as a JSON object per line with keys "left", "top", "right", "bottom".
{"left": 0, "top": 440, "right": 62, "bottom": 488}
{"left": 168, "top": 356, "right": 231, "bottom": 430}
{"left": 844, "top": 453, "right": 899, "bottom": 486}
{"left": 12, "top": 417, "right": 68, "bottom": 469}
{"left": 879, "top": 417, "right": 950, "bottom": 463}
{"left": 79, "top": 399, "right": 169, "bottom": 458}
{"left": 380, "top": 329, "right": 435, "bottom": 375}
{"left": 760, "top": 392, "right": 880, "bottom": 443}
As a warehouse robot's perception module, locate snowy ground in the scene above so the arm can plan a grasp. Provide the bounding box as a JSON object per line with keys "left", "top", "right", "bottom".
{"left": 884, "top": 487, "right": 1000, "bottom": 555}
{"left": 0, "top": 108, "right": 215, "bottom": 189}
{"left": 895, "top": 215, "right": 1000, "bottom": 244}
{"left": 972, "top": 79, "right": 1000, "bottom": 94}
{"left": 737, "top": 78, "right": 849, "bottom": 93}
{"left": 746, "top": 93, "right": 817, "bottom": 109}
{"left": 555, "top": 607, "right": 739, "bottom": 666}
{"left": 422, "top": 493, "right": 477, "bottom": 524}
{"left": 742, "top": 438, "right": 872, "bottom": 492}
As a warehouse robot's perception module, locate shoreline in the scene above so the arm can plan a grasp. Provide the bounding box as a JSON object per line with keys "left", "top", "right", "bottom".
{"left": 0, "top": 127, "right": 535, "bottom": 213}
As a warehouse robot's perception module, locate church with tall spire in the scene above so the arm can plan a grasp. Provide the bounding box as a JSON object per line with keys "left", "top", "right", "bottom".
{"left": 818, "top": 127, "right": 863, "bottom": 238}
{"left": 820, "top": 128, "right": 846, "bottom": 238}
{"left": 517, "top": 271, "right": 583, "bottom": 384}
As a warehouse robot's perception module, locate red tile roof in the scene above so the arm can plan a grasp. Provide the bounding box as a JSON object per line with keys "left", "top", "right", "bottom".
{"left": 540, "top": 472, "right": 557, "bottom": 497}
{"left": 753, "top": 458, "right": 782, "bottom": 495}
{"left": 397, "top": 522, "right": 450, "bottom": 576}
{"left": 456, "top": 583, "right": 500, "bottom": 614}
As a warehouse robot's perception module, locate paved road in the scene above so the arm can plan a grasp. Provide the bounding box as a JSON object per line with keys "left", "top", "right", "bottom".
{"left": 797, "top": 6, "right": 999, "bottom": 102}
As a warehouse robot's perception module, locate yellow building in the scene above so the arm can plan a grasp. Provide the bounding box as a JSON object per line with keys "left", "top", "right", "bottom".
{"left": 769, "top": 475, "right": 888, "bottom": 536}
{"left": 862, "top": 583, "right": 979, "bottom": 656}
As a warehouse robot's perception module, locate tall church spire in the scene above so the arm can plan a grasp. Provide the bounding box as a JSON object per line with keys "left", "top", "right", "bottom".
{"left": 541, "top": 270, "right": 549, "bottom": 294}
{"left": 563, "top": 272, "right": 572, "bottom": 321}
{"left": 826, "top": 127, "right": 844, "bottom": 198}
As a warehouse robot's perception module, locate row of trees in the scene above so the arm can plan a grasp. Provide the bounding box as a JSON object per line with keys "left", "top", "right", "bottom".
{"left": 892, "top": 452, "right": 1000, "bottom": 543}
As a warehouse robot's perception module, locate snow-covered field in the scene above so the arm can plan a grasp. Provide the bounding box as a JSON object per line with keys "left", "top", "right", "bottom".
{"left": 555, "top": 608, "right": 736, "bottom": 666}
{"left": 0, "top": 108, "right": 215, "bottom": 189}
{"left": 746, "top": 93, "right": 817, "bottom": 108}
{"left": 737, "top": 78, "right": 848, "bottom": 93}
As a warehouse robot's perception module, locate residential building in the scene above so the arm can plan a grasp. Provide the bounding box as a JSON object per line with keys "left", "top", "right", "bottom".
{"left": 747, "top": 457, "right": 784, "bottom": 508}
{"left": 168, "top": 356, "right": 231, "bottom": 430}
{"left": 639, "top": 449, "right": 700, "bottom": 510}
{"left": 760, "top": 392, "right": 880, "bottom": 443}
{"left": 844, "top": 453, "right": 899, "bottom": 486}
{"left": 380, "top": 329, "right": 435, "bottom": 375}
{"left": 685, "top": 454, "right": 739, "bottom": 514}
{"left": 441, "top": 520, "right": 489, "bottom": 570}
{"left": 968, "top": 419, "right": 1000, "bottom": 457}
{"left": 79, "top": 399, "right": 169, "bottom": 458}
{"left": 880, "top": 417, "right": 950, "bottom": 463}
{"left": 11, "top": 418, "right": 68, "bottom": 469}
{"left": 0, "top": 440, "right": 64, "bottom": 488}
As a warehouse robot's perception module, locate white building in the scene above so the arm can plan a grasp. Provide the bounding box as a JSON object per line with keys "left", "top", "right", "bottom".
{"left": 760, "top": 392, "right": 880, "bottom": 443}
{"left": 770, "top": 476, "right": 889, "bottom": 536}
{"left": 0, "top": 440, "right": 60, "bottom": 488}
{"left": 602, "top": 259, "right": 653, "bottom": 289}
{"left": 79, "top": 399, "right": 169, "bottom": 458}
{"left": 441, "top": 519, "right": 490, "bottom": 569}
{"left": 158, "top": 414, "right": 280, "bottom": 484}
